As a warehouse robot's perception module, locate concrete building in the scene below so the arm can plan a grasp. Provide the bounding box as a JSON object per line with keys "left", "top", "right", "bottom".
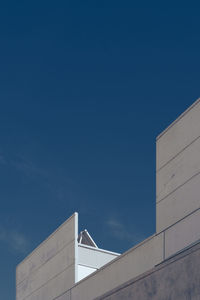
{"left": 16, "top": 98, "right": 200, "bottom": 300}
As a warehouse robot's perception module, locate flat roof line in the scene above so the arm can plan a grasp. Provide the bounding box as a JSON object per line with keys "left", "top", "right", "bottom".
{"left": 78, "top": 243, "right": 120, "bottom": 256}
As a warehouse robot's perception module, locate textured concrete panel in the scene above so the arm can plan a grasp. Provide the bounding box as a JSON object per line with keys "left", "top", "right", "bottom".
{"left": 157, "top": 98, "right": 200, "bottom": 170}
{"left": 16, "top": 213, "right": 78, "bottom": 300}
{"left": 156, "top": 136, "right": 200, "bottom": 202}
{"left": 16, "top": 213, "right": 77, "bottom": 285}
{"left": 78, "top": 245, "right": 119, "bottom": 269}
{"left": 156, "top": 172, "right": 200, "bottom": 232}
{"left": 95, "top": 241, "right": 200, "bottom": 300}
{"left": 24, "top": 264, "right": 74, "bottom": 300}
{"left": 17, "top": 241, "right": 75, "bottom": 299}
{"left": 70, "top": 234, "right": 164, "bottom": 300}
{"left": 165, "top": 209, "right": 200, "bottom": 258}
{"left": 55, "top": 290, "right": 71, "bottom": 300}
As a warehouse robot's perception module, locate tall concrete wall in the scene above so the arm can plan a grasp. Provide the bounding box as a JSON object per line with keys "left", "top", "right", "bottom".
{"left": 156, "top": 98, "right": 200, "bottom": 258}
{"left": 16, "top": 213, "right": 78, "bottom": 300}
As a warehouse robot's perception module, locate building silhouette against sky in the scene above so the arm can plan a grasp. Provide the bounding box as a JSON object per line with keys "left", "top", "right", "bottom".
{"left": 16, "top": 98, "right": 200, "bottom": 300}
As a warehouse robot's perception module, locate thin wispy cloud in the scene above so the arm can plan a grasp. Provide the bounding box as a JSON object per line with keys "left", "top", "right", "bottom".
{"left": 106, "top": 218, "right": 144, "bottom": 245}
{"left": 11, "top": 157, "right": 48, "bottom": 177}
{"left": 0, "top": 151, "right": 77, "bottom": 211}
{"left": 0, "top": 150, "right": 48, "bottom": 178}
{"left": 0, "top": 226, "right": 30, "bottom": 255}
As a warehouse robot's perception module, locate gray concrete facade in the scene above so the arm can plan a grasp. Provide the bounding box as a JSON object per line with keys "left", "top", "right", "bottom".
{"left": 156, "top": 98, "right": 200, "bottom": 260}
{"left": 16, "top": 98, "right": 200, "bottom": 300}
{"left": 95, "top": 240, "right": 200, "bottom": 300}
{"left": 16, "top": 213, "right": 78, "bottom": 300}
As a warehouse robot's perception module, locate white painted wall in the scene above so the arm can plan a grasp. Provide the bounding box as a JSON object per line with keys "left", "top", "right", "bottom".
{"left": 77, "top": 265, "right": 97, "bottom": 281}
{"left": 77, "top": 244, "right": 119, "bottom": 282}
{"left": 78, "top": 244, "right": 119, "bottom": 269}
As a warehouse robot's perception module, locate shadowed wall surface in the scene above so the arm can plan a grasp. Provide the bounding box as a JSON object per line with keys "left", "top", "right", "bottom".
{"left": 95, "top": 241, "right": 200, "bottom": 300}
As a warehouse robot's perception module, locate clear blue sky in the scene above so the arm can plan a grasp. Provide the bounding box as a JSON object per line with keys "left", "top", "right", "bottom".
{"left": 0, "top": 1, "right": 200, "bottom": 299}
